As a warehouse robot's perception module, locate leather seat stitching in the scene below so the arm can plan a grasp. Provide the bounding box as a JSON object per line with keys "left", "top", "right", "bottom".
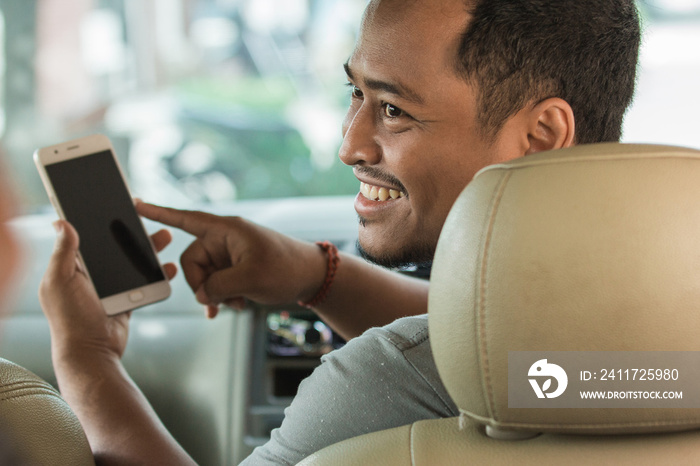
{"left": 477, "top": 171, "right": 512, "bottom": 422}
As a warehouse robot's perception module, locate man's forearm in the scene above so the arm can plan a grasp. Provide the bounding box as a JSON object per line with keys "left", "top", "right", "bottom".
{"left": 52, "top": 347, "right": 196, "bottom": 466}
{"left": 310, "top": 252, "right": 429, "bottom": 340}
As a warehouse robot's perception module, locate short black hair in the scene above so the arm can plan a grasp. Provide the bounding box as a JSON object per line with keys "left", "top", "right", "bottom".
{"left": 457, "top": 0, "right": 641, "bottom": 144}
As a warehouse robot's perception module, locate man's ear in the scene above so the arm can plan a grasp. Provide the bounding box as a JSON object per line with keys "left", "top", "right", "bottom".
{"left": 525, "top": 98, "right": 575, "bottom": 154}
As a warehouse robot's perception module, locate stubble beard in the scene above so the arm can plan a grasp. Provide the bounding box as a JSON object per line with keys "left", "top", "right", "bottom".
{"left": 356, "top": 215, "right": 435, "bottom": 270}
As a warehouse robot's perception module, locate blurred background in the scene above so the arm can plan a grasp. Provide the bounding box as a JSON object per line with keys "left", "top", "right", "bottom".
{"left": 0, "top": 0, "right": 698, "bottom": 212}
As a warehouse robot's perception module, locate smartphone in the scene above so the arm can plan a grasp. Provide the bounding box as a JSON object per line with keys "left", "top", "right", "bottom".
{"left": 34, "top": 134, "right": 171, "bottom": 315}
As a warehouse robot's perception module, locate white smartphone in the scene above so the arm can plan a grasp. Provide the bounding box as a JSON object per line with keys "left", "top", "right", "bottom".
{"left": 34, "top": 134, "right": 171, "bottom": 315}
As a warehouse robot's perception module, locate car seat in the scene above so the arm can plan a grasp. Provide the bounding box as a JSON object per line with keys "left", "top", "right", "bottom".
{"left": 0, "top": 357, "right": 94, "bottom": 464}
{"left": 299, "top": 143, "right": 700, "bottom": 465}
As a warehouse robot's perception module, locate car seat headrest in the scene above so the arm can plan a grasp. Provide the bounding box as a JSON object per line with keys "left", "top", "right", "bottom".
{"left": 429, "top": 143, "right": 700, "bottom": 436}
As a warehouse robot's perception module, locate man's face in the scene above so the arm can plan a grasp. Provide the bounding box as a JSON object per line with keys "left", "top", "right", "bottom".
{"left": 341, "top": 0, "right": 527, "bottom": 267}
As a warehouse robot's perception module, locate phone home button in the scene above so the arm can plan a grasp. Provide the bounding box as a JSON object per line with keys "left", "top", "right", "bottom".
{"left": 129, "top": 290, "right": 144, "bottom": 303}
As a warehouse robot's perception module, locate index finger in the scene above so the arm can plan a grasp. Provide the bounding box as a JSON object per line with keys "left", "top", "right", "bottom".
{"left": 136, "top": 201, "right": 218, "bottom": 238}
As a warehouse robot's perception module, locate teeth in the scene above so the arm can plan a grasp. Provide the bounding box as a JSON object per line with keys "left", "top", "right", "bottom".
{"left": 360, "top": 182, "right": 405, "bottom": 202}
{"left": 369, "top": 186, "right": 378, "bottom": 200}
{"left": 361, "top": 182, "right": 370, "bottom": 197}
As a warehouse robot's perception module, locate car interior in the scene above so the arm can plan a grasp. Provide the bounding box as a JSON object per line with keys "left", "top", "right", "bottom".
{"left": 0, "top": 1, "right": 699, "bottom": 465}
{"left": 6, "top": 142, "right": 700, "bottom": 465}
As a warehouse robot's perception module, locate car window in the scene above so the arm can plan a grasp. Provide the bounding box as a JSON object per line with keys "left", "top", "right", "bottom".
{"left": 0, "top": 0, "right": 366, "bottom": 211}
{"left": 624, "top": 1, "right": 700, "bottom": 148}
{"left": 0, "top": 0, "right": 698, "bottom": 213}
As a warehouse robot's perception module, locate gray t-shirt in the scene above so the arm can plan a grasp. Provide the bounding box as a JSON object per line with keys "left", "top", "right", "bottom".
{"left": 241, "top": 314, "right": 458, "bottom": 465}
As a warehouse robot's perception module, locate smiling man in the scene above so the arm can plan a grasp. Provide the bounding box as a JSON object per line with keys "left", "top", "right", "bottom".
{"left": 40, "top": 0, "right": 641, "bottom": 464}
{"left": 341, "top": 2, "right": 519, "bottom": 269}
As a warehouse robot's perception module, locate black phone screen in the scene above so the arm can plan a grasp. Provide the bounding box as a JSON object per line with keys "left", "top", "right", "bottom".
{"left": 45, "top": 150, "right": 165, "bottom": 298}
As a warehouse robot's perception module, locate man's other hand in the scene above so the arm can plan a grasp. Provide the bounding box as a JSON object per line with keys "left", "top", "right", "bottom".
{"left": 135, "top": 201, "right": 326, "bottom": 319}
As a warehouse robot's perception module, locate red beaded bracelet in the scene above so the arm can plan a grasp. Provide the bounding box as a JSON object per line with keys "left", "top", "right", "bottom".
{"left": 298, "top": 241, "right": 340, "bottom": 308}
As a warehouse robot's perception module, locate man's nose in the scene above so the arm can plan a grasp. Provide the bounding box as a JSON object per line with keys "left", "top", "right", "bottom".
{"left": 339, "top": 104, "right": 381, "bottom": 166}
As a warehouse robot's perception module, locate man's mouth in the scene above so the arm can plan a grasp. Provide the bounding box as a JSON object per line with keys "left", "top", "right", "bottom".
{"left": 360, "top": 181, "right": 406, "bottom": 201}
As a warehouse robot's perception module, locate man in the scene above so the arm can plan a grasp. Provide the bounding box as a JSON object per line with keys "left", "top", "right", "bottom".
{"left": 39, "top": 0, "right": 641, "bottom": 464}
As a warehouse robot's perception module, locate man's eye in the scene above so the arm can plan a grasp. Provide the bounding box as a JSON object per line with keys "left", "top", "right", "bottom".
{"left": 383, "top": 103, "right": 404, "bottom": 118}
{"left": 351, "top": 86, "right": 363, "bottom": 98}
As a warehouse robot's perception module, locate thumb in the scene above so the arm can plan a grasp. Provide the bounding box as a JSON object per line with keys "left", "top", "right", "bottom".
{"left": 47, "top": 220, "right": 81, "bottom": 278}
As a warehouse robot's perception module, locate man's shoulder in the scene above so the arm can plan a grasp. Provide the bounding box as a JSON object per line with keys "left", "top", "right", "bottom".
{"left": 364, "top": 314, "right": 430, "bottom": 351}
{"left": 317, "top": 313, "right": 457, "bottom": 419}
{"left": 319, "top": 314, "right": 436, "bottom": 386}
{"left": 323, "top": 314, "right": 430, "bottom": 363}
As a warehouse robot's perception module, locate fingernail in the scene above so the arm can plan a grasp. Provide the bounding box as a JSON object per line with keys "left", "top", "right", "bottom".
{"left": 52, "top": 221, "right": 64, "bottom": 237}
{"left": 195, "top": 287, "right": 209, "bottom": 304}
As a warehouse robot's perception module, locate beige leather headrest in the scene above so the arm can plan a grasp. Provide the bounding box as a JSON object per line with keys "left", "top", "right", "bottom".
{"left": 0, "top": 358, "right": 94, "bottom": 464}
{"left": 429, "top": 143, "right": 700, "bottom": 435}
